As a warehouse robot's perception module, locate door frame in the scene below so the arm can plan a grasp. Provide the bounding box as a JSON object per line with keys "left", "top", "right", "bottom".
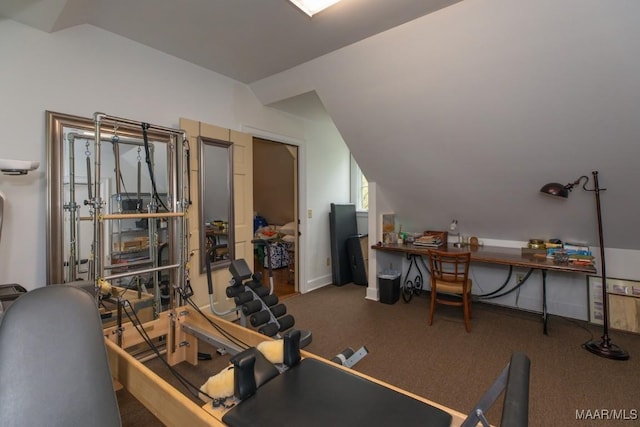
{"left": 243, "top": 125, "right": 306, "bottom": 293}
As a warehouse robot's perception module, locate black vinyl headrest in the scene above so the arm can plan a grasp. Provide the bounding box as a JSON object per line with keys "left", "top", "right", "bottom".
{"left": 230, "top": 347, "right": 279, "bottom": 400}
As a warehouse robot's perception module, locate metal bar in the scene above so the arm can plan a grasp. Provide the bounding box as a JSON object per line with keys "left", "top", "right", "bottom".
{"left": 68, "top": 132, "right": 147, "bottom": 146}
{"left": 67, "top": 137, "right": 77, "bottom": 282}
{"left": 101, "top": 212, "right": 185, "bottom": 220}
{"left": 92, "top": 113, "right": 103, "bottom": 286}
{"left": 542, "top": 269, "right": 548, "bottom": 335}
{"left": 593, "top": 171, "right": 610, "bottom": 340}
{"left": 95, "top": 112, "right": 186, "bottom": 138}
{"left": 103, "top": 263, "right": 180, "bottom": 281}
{"left": 181, "top": 323, "right": 243, "bottom": 356}
{"left": 461, "top": 363, "right": 510, "bottom": 427}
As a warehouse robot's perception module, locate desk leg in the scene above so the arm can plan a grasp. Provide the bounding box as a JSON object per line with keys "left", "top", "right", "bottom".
{"left": 542, "top": 269, "right": 548, "bottom": 335}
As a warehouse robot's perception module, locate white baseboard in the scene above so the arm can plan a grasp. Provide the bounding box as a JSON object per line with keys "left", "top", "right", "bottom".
{"left": 366, "top": 286, "right": 379, "bottom": 301}
{"left": 303, "top": 274, "right": 333, "bottom": 293}
{"left": 481, "top": 295, "right": 588, "bottom": 321}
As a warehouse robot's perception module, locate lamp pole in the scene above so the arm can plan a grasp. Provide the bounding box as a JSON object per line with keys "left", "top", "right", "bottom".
{"left": 583, "top": 171, "right": 629, "bottom": 360}
{"left": 540, "top": 171, "right": 629, "bottom": 360}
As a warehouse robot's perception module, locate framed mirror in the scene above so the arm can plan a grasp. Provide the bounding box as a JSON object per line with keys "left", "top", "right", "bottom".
{"left": 199, "top": 136, "right": 234, "bottom": 272}
{"left": 46, "top": 111, "right": 174, "bottom": 288}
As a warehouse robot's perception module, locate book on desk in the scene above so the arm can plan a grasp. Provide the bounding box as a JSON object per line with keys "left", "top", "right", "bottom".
{"left": 413, "top": 234, "right": 444, "bottom": 248}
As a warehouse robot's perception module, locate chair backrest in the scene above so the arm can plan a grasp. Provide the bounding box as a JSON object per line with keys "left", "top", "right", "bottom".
{"left": 0, "top": 285, "right": 121, "bottom": 427}
{"left": 428, "top": 249, "right": 471, "bottom": 286}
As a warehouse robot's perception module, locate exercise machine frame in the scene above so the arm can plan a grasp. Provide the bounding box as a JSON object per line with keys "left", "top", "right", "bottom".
{"left": 104, "top": 305, "right": 471, "bottom": 427}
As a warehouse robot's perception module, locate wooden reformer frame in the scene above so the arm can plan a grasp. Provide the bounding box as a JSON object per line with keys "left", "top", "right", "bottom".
{"left": 104, "top": 306, "right": 471, "bottom": 427}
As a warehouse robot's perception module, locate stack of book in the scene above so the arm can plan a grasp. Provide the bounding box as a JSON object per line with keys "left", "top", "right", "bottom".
{"left": 413, "top": 235, "right": 444, "bottom": 248}
{"left": 547, "top": 242, "right": 594, "bottom": 266}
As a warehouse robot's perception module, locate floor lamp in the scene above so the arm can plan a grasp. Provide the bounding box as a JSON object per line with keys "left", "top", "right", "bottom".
{"left": 540, "top": 171, "right": 629, "bottom": 360}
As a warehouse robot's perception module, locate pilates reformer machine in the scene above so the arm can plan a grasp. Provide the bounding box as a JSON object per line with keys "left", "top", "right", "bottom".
{"left": 73, "top": 112, "right": 530, "bottom": 427}
{"left": 105, "top": 293, "right": 530, "bottom": 427}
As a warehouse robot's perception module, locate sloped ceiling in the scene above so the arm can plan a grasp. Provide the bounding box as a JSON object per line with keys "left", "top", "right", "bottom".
{"left": 3, "top": 0, "right": 640, "bottom": 250}
{"left": 252, "top": 0, "right": 640, "bottom": 251}
{"left": 0, "top": 0, "right": 462, "bottom": 84}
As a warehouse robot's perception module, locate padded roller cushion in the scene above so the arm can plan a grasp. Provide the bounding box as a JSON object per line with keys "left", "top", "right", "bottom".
{"left": 0, "top": 285, "right": 121, "bottom": 427}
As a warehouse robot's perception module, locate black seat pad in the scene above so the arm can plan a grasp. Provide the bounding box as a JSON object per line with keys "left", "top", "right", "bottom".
{"left": 222, "top": 358, "right": 452, "bottom": 427}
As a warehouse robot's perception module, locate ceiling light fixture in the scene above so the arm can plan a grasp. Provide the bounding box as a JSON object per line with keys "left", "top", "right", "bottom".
{"left": 288, "top": 0, "right": 343, "bottom": 17}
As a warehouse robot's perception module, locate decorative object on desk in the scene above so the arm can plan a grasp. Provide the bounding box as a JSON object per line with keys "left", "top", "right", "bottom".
{"left": 527, "top": 239, "right": 546, "bottom": 249}
{"left": 381, "top": 213, "right": 395, "bottom": 244}
{"left": 449, "top": 219, "right": 461, "bottom": 247}
{"left": 523, "top": 239, "right": 548, "bottom": 256}
{"left": 547, "top": 238, "right": 563, "bottom": 247}
{"left": 469, "top": 236, "right": 479, "bottom": 247}
{"left": 521, "top": 247, "right": 546, "bottom": 256}
{"left": 540, "top": 171, "right": 629, "bottom": 360}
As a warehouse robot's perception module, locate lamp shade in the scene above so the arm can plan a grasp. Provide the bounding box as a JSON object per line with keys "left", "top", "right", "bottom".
{"left": 540, "top": 182, "right": 569, "bottom": 198}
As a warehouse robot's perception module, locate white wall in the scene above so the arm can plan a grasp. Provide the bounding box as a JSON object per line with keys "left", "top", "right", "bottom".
{"left": 252, "top": 0, "right": 640, "bottom": 321}
{"left": 0, "top": 20, "right": 347, "bottom": 293}
{"left": 301, "top": 118, "right": 350, "bottom": 291}
{"left": 370, "top": 195, "right": 640, "bottom": 321}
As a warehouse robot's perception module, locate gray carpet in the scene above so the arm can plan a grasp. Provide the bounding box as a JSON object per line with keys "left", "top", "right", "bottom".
{"left": 121, "top": 283, "right": 640, "bottom": 426}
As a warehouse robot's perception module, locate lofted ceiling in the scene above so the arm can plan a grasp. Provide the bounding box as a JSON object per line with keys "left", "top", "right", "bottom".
{"left": 3, "top": 0, "right": 640, "bottom": 251}
{"left": 0, "top": 0, "right": 461, "bottom": 84}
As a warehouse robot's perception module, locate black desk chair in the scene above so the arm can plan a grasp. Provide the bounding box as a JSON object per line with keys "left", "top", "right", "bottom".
{"left": 0, "top": 285, "right": 121, "bottom": 427}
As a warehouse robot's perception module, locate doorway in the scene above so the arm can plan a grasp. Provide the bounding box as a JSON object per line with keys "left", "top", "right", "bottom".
{"left": 252, "top": 138, "right": 299, "bottom": 299}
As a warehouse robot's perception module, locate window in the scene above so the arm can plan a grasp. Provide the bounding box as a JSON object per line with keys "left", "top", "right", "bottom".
{"left": 350, "top": 155, "right": 368, "bottom": 211}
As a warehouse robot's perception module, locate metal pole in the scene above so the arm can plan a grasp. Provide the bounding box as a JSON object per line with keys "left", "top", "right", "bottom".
{"left": 92, "top": 113, "right": 104, "bottom": 288}
{"left": 103, "top": 263, "right": 181, "bottom": 281}
{"left": 67, "top": 137, "right": 77, "bottom": 282}
{"left": 96, "top": 112, "right": 186, "bottom": 137}
{"left": 583, "top": 170, "right": 629, "bottom": 360}
{"left": 592, "top": 171, "right": 609, "bottom": 344}
{"left": 100, "top": 212, "right": 185, "bottom": 220}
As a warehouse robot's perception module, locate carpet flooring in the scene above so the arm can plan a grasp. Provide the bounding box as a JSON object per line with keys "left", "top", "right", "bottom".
{"left": 119, "top": 283, "right": 640, "bottom": 426}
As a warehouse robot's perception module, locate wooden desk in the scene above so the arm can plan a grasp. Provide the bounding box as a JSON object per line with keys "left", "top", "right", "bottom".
{"left": 372, "top": 243, "right": 597, "bottom": 334}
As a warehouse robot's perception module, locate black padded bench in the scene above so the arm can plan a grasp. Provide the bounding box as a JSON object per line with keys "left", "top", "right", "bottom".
{"left": 222, "top": 357, "right": 452, "bottom": 427}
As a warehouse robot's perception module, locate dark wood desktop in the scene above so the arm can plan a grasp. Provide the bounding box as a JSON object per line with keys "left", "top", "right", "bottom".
{"left": 372, "top": 243, "right": 597, "bottom": 334}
